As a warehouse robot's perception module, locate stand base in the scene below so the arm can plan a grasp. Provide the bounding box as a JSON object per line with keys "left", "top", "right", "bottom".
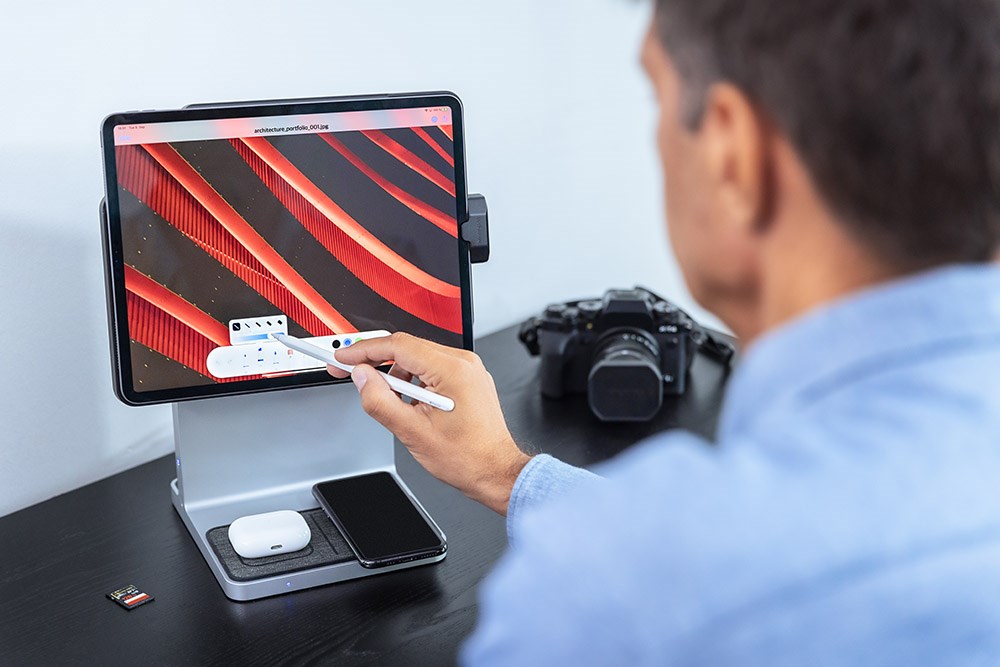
{"left": 171, "top": 475, "right": 446, "bottom": 601}
{"left": 169, "top": 383, "right": 446, "bottom": 601}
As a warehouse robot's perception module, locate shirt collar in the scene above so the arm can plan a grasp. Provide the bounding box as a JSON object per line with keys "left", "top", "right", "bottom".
{"left": 717, "top": 263, "right": 1000, "bottom": 441}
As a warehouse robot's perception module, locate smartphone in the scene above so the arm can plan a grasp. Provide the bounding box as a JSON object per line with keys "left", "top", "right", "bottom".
{"left": 312, "top": 473, "right": 447, "bottom": 569}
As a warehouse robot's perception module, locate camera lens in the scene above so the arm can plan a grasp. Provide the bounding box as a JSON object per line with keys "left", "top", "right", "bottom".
{"left": 232, "top": 323, "right": 241, "bottom": 331}
{"left": 587, "top": 329, "right": 663, "bottom": 422}
{"left": 331, "top": 340, "right": 341, "bottom": 349}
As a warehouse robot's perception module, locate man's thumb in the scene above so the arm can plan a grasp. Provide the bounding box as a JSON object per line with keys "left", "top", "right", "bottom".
{"left": 351, "top": 365, "right": 411, "bottom": 431}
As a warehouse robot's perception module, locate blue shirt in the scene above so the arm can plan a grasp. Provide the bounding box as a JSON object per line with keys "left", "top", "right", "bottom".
{"left": 463, "top": 265, "right": 1000, "bottom": 666}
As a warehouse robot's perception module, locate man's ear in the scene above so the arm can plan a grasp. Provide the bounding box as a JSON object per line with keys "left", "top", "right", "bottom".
{"left": 698, "top": 82, "right": 774, "bottom": 236}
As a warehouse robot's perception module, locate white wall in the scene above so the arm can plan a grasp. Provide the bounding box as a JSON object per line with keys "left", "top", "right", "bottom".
{"left": 0, "top": 0, "right": 716, "bottom": 516}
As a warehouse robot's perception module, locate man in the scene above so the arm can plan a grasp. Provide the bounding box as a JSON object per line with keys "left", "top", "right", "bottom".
{"left": 332, "top": 1, "right": 1000, "bottom": 663}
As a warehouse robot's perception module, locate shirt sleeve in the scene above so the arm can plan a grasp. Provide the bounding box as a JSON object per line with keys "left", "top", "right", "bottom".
{"left": 505, "top": 454, "right": 601, "bottom": 547}
{"left": 461, "top": 431, "right": 719, "bottom": 666}
{"left": 462, "top": 451, "right": 643, "bottom": 667}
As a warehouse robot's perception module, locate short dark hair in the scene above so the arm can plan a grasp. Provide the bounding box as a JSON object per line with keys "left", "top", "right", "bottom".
{"left": 653, "top": 0, "right": 1000, "bottom": 268}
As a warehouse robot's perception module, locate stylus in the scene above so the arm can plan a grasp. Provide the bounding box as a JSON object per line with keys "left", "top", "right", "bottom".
{"left": 271, "top": 333, "right": 456, "bottom": 412}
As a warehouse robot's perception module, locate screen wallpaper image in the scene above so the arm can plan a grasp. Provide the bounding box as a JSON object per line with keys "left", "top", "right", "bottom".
{"left": 114, "top": 112, "right": 461, "bottom": 393}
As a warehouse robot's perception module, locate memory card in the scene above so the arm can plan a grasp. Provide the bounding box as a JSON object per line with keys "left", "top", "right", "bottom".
{"left": 107, "top": 584, "right": 154, "bottom": 610}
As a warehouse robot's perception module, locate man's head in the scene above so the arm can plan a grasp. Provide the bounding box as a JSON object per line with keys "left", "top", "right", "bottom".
{"left": 641, "top": 0, "right": 1000, "bottom": 340}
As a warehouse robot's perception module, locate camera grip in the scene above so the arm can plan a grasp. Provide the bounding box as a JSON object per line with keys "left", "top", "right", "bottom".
{"left": 536, "top": 332, "right": 577, "bottom": 398}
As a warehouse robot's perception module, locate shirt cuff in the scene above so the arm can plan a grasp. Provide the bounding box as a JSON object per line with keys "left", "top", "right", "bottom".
{"left": 506, "top": 454, "right": 601, "bottom": 546}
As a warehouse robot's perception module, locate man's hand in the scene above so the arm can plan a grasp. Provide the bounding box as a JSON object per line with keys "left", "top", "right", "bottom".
{"left": 328, "top": 333, "right": 531, "bottom": 515}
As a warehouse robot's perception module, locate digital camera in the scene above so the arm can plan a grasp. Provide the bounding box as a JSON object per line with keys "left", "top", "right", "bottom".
{"left": 518, "top": 287, "right": 733, "bottom": 422}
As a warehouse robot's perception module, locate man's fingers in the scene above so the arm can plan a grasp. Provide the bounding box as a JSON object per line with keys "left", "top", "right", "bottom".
{"left": 351, "top": 364, "right": 424, "bottom": 435}
{"left": 326, "top": 364, "right": 350, "bottom": 379}
{"left": 334, "top": 333, "right": 453, "bottom": 379}
{"left": 388, "top": 363, "right": 414, "bottom": 384}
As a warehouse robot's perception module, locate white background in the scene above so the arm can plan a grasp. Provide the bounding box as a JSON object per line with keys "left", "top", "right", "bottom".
{"left": 0, "top": 0, "right": 716, "bottom": 516}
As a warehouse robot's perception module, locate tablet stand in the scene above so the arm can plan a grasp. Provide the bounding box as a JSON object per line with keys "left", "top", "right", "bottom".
{"left": 171, "top": 383, "right": 435, "bottom": 600}
{"left": 100, "top": 192, "right": 490, "bottom": 601}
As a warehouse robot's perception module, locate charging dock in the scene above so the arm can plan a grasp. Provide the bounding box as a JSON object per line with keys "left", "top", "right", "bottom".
{"left": 99, "top": 185, "right": 489, "bottom": 600}
{"left": 169, "top": 383, "right": 443, "bottom": 600}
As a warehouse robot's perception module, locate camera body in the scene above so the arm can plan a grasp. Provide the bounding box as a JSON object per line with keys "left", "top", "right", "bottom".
{"left": 519, "top": 288, "right": 700, "bottom": 422}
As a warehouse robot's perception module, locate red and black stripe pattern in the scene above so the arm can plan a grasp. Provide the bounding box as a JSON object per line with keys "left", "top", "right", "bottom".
{"left": 117, "top": 126, "right": 460, "bottom": 391}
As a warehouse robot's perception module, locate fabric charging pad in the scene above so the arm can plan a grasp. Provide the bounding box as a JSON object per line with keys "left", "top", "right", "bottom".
{"left": 207, "top": 508, "right": 355, "bottom": 582}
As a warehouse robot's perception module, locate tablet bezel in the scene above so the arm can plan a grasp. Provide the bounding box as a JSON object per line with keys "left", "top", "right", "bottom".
{"left": 100, "top": 91, "right": 473, "bottom": 406}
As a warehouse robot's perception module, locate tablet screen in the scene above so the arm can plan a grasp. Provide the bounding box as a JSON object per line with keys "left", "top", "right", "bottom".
{"left": 102, "top": 95, "right": 469, "bottom": 404}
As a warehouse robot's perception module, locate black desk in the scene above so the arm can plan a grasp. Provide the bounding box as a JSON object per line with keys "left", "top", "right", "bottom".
{"left": 0, "top": 324, "right": 730, "bottom": 666}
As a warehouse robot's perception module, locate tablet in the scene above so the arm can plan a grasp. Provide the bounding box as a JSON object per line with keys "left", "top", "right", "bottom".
{"left": 100, "top": 92, "right": 472, "bottom": 405}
